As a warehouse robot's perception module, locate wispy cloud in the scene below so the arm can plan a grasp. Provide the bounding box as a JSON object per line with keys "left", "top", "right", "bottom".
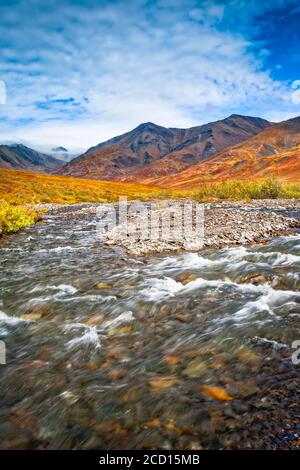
{"left": 0, "top": 0, "right": 299, "bottom": 151}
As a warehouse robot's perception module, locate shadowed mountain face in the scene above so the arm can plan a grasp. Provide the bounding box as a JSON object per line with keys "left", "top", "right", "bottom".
{"left": 58, "top": 115, "right": 270, "bottom": 181}
{"left": 149, "top": 116, "right": 300, "bottom": 189}
{"left": 0, "top": 144, "right": 63, "bottom": 173}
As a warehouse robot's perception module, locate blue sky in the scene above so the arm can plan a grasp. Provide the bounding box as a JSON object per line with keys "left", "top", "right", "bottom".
{"left": 0, "top": 0, "right": 300, "bottom": 152}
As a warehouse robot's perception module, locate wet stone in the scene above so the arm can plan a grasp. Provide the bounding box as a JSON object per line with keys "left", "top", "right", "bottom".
{"left": 183, "top": 358, "right": 207, "bottom": 378}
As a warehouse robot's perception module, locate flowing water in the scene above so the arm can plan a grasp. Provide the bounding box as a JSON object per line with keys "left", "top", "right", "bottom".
{"left": 0, "top": 205, "right": 300, "bottom": 449}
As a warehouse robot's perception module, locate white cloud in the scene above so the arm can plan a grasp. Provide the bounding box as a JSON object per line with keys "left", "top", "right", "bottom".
{"left": 0, "top": 0, "right": 299, "bottom": 152}
{"left": 0, "top": 80, "right": 6, "bottom": 105}
{"left": 291, "top": 80, "right": 300, "bottom": 104}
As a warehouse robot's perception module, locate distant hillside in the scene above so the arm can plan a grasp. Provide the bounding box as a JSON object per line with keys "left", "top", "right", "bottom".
{"left": 149, "top": 116, "right": 300, "bottom": 189}
{"left": 0, "top": 168, "right": 168, "bottom": 205}
{"left": 0, "top": 144, "right": 63, "bottom": 173}
{"left": 58, "top": 115, "right": 270, "bottom": 181}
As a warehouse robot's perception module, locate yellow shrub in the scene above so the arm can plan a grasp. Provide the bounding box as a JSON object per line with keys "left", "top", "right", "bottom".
{"left": 0, "top": 200, "right": 40, "bottom": 235}
{"left": 188, "top": 178, "right": 299, "bottom": 201}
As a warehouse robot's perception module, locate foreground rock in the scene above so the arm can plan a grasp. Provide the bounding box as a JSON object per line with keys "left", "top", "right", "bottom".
{"left": 105, "top": 199, "right": 300, "bottom": 255}
{"left": 41, "top": 199, "right": 300, "bottom": 256}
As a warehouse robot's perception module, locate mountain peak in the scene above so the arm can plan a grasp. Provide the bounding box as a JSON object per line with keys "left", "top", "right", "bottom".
{"left": 9, "top": 143, "right": 27, "bottom": 149}
{"left": 227, "top": 114, "right": 264, "bottom": 121}
{"left": 52, "top": 146, "right": 68, "bottom": 153}
{"left": 135, "top": 122, "right": 160, "bottom": 131}
{"left": 228, "top": 114, "right": 246, "bottom": 119}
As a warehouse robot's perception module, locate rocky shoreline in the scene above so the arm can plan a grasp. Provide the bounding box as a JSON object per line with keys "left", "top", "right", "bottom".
{"left": 40, "top": 198, "right": 300, "bottom": 256}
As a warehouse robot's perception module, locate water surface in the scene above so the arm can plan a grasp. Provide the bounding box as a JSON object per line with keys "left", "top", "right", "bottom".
{"left": 0, "top": 205, "right": 299, "bottom": 449}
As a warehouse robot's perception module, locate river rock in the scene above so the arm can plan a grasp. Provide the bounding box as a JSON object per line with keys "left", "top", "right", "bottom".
{"left": 183, "top": 358, "right": 207, "bottom": 378}
{"left": 237, "top": 273, "right": 269, "bottom": 285}
{"left": 20, "top": 313, "right": 43, "bottom": 321}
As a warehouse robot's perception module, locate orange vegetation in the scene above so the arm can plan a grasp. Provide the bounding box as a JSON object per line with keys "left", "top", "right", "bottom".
{"left": 0, "top": 168, "right": 168, "bottom": 205}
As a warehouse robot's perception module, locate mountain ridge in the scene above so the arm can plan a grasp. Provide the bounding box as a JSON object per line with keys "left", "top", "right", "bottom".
{"left": 147, "top": 116, "right": 300, "bottom": 188}
{"left": 58, "top": 115, "right": 270, "bottom": 181}
{"left": 0, "top": 143, "right": 63, "bottom": 173}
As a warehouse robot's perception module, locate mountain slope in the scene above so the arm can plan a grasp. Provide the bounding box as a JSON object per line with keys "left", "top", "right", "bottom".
{"left": 58, "top": 115, "right": 270, "bottom": 181}
{"left": 58, "top": 122, "right": 178, "bottom": 180}
{"left": 120, "top": 115, "right": 271, "bottom": 182}
{"left": 0, "top": 144, "right": 63, "bottom": 173}
{"left": 149, "top": 116, "right": 300, "bottom": 189}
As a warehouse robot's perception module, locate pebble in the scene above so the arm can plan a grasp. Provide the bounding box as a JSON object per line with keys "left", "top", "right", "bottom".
{"left": 20, "top": 313, "right": 43, "bottom": 321}
{"left": 98, "top": 199, "right": 300, "bottom": 256}
{"left": 183, "top": 358, "right": 207, "bottom": 378}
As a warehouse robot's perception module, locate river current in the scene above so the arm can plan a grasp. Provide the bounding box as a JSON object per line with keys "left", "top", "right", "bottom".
{"left": 0, "top": 205, "right": 299, "bottom": 449}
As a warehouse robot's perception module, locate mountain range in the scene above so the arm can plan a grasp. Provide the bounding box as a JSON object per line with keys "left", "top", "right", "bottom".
{"left": 1, "top": 114, "right": 300, "bottom": 188}
{"left": 0, "top": 144, "right": 63, "bottom": 173}
{"left": 58, "top": 115, "right": 270, "bottom": 181}
{"left": 149, "top": 116, "right": 300, "bottom": 188}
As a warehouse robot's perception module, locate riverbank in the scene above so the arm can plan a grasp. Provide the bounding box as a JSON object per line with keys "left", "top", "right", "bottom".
{"left": 40, "top": 199, "right": 300, "bottom": 256}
